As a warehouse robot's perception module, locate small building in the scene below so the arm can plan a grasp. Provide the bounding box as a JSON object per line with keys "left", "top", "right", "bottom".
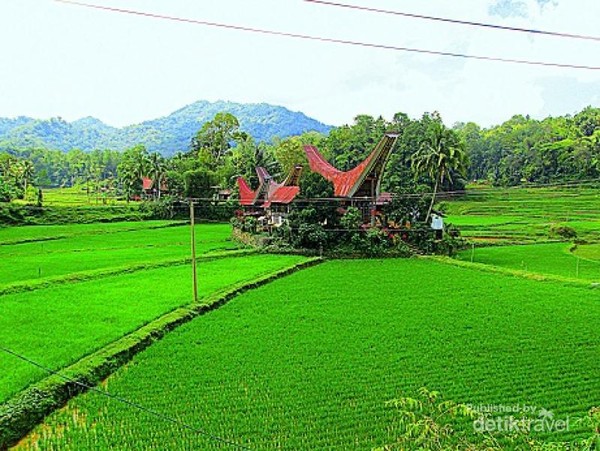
{"left": 212, "top": 187, "right": 232, "bottom": 202}
{"left": 237, "top": 166, "right": 303, "bottom": 226}
{"left": 141, "top": 177, "right": 168, "bottom": 199}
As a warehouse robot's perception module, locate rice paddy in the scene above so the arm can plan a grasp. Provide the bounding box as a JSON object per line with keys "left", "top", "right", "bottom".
{"left": 3, "top": 185, "right": 600, "bottom": 449}
{"left": 18, "top": 259, "right": 600, "bottom": 449}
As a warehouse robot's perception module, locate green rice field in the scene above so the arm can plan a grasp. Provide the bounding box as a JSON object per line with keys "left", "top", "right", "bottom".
{"left": 0, "top": 222, "right": 235, "bottom": 286}
{"left": 574, "top": 243, "right": 600, "bottom": 262}
{"left": 3, "top": 186, "right": 600, "bottom": 449}
{"left": 0, "top": 253, "right": 306, "bottom": 403}
{"left": 0, "top": 252, "right": 308, "bottom": 401}
{"left": 445, "top": 185, "right": 600, "bottom": 244}
{"left": 0, "top": 220, "right": 178, "bottom": 245}
{"left": 17, "top": 259, "right": 600, "bottom": 449}
{"left": 0, "top": 221, "right": 308, "bottom": 406}
{"left": 457, "top": 242, "right": 600, "bottom": 282}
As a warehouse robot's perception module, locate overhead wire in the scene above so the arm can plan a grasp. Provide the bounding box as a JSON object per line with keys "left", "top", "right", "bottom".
{"left": 0, "top": 345, "right": 252, "bottom": 450}
{"left": 3, "top": 177, "right": 600, "bottom": 211}
{"left": 53, "top": 0, "right": 600, "bottom": 71}
{"left": 303, "top": 0, "right": 600, "bottom": 42}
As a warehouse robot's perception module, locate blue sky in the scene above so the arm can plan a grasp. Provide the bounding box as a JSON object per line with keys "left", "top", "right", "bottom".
{"left": 0, "top": 0, "right": 598, "bottom": 128}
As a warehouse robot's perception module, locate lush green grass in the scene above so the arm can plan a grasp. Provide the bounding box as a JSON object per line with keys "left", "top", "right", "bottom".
{"left": 23, "top": 259, "right": 600, "bottom": 449}
{"left": 456, "top": 242, "right": 600, "bottom": 282}
{"left": 0, "top": 220, "right": 178, "bottom": 244}
{"left": 0, "top": 254, "right": 306, "bottom": 404}
{"left": 40, "top": 186, "right": 124, "bottom": 207}
{"left": 573, "top": 243, "right": 600, "bottom": 262}
{"left": 0, "top": 223, "right": 235, "bottom": 286}
{"left": 444, "top": 185, "right": 600, "bottom": 244}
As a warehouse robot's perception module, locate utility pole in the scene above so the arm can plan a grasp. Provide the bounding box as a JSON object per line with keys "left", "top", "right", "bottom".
{"left": 190, "top": 200, "right": 199, "bottom": 303}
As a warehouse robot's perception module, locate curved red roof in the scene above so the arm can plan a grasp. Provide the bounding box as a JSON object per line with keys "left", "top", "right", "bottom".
{"left": 304, "top": 133, "right": 399, "bottom": 198}
{"left": 237, "top": 166, "right": 302, "bottom": 207}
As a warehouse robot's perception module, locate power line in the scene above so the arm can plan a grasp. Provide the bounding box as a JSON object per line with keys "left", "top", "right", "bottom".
{"left": 304, "top": 0, "right": 600, "bottom": 42}
{"left": 0, "top": 345, "right": 251, "bottom": 450}
{"left": 54, "top": 0, "right": 600, "bottom": 71}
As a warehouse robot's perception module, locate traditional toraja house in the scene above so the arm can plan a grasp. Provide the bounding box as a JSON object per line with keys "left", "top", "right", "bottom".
{"left": 304, "top": 133, "right": 399, "bottom": 223}
{"left": 141, "top": 177, "right": 168, "bottom": 199}
{"left": 236, "top": 133, "right": 400, "bottom": 226}
{"left": 237, "top": 165, "right": 303, "bottom": 226}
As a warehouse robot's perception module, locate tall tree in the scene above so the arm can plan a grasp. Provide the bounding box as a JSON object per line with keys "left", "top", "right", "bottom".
{"left": 20, "top": 159, "right": 35, "bottom": 193}
{"left": 412, "top": 118, "right": 467, "bottom": 221}
{"left": 149, "top": 152, "right": 167, "bottom": 199}
{"left": 117, "top": 145, "right": 150, "bottom": 201}
{"left": 190, "top": 112, "right": 243, "bottom": 167}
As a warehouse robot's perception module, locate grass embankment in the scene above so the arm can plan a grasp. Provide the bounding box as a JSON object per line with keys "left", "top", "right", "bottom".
{"left": 444, "top": 185, "right": 600, "bottom": 244}
{"left": 573, "top": 243, "right": 600, "bottom": 262}
{"left": 456, "top": 242, "right": 600, "bottom": 282}
{"left": 24, "top": 259, "right": 600, "bottom": 449}
{"left": 0, "top": 254, "right": 306, "bottom": 404}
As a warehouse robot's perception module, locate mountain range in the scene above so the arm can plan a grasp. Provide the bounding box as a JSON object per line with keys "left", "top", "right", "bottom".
{"left": 0, "top": 100, "right": 333, "bottom": 156}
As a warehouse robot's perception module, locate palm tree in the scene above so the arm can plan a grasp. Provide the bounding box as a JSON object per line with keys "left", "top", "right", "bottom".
{"left": 21, "top": 160, "right": 35, "bottom": 193}
{"left": 149, "top": 153, "right": 167, "bottom": 199}
{"left": 117, "top": 145, "right": 151, "bottom": 201}
{"left": 412, "top": 121, "right": 468, "bottom": 222}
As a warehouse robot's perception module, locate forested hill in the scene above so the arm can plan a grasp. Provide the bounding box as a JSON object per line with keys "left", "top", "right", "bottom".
{"left": 0, "top": 101, "right": 332, "bottom": 156}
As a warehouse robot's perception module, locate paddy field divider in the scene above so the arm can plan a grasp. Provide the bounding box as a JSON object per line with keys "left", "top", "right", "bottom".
{"left": 0, "top": 256, "right": 323, "bottom": 448}
{"left": 427, "top": 255, "right": 599, "bottom": 288}
{"left": 0, "top": 249, "right": 253, "bottom": 296}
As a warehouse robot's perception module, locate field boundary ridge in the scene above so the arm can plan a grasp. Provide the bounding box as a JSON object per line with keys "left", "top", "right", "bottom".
{"left": 0, "top": 249, "right": 252, "bottom": 296}
{"left": 0, "top": 221, "right": 186, "bottom": 247}
{"left": 428, "top": 255, "right": 599, "bottom": 288}
{"left": 0, "top": 256, "right": 323, "bottom": 449}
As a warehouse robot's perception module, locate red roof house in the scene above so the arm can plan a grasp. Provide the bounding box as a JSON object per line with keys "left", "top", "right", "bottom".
{"left": 237, "top": 165, "right": 302, "bottom": 207}
{"left": 304, "top": 133, "right": 399, "bottom": 199}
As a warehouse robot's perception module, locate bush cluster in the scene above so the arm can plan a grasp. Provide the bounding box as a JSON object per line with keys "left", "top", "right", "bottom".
{"left": 234, "top": 201, "right": 465, "bottom": 257}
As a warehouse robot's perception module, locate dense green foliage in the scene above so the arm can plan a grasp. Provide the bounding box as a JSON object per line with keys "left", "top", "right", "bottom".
{"left": 2, "top": 147, "right": 120, "bottom": 191}
{"left": 455, "top": 107, "right": 600, "bottom": 186}
{"left": 0, "top": 101, "right": 331, "bottom": 156}
{"left": 240, "top": 198, "right": 463, "bottom": 256}
{"left": 2, "top": 106, "right": 599, "bottom": 209}
{"left": 383, "top": 388, "right": 599, "bottom": 450}
{"left": 0, "top": 109, "right": 466, "bottom": 204}
{"left": 0, "top": 153, "right": 36, "bottom": 202}
{"left": 23, "top": 259, "right": 599, "bottom": 449}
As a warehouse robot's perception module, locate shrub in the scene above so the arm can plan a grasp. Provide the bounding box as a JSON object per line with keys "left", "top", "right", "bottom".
{"left": 549, "top": 224, "right": 577, "bottom": 240}
{"left": 139, "top": 196, "right": 181, "bottom": 220}
{"left": 296, "top": 223, "right": 328, "bottom": 250}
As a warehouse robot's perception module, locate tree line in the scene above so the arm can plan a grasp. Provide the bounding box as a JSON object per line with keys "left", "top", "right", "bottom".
{"left": 1, "top": 105, "right": 598, "bottom": 204}
{"left": 455, "top": 106, "right": 600, "bottom": 186}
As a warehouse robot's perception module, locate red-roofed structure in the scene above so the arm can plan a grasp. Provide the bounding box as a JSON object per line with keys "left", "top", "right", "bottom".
{"left": 142, "top": 177, "right": 153, "bottom": 191}
{"left": 237, "top": 165, "right": 302, "bottom": 208}
{"left": 304, "top": 133, "right": 399, "bottom": 199}
{"left": 238, "top": 177, "right": 259, "bottom": 206}
{"left": 141, "top": 177, "right": 168, "bottom": 199}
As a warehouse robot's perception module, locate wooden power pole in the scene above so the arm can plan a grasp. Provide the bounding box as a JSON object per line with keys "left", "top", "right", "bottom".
{"left": 190, "top": 201, "right": 199, "bottom": 303}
